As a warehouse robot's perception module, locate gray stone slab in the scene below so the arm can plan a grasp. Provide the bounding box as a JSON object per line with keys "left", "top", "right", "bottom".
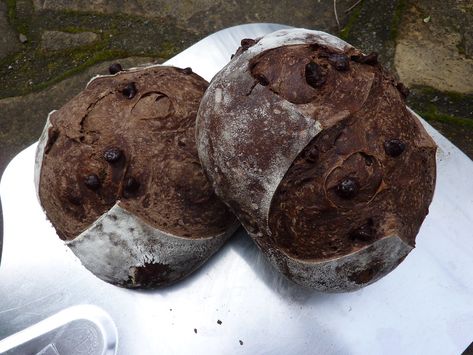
{"left": 41, "top": 31, "right": 99, "bottom": 51}
{"left": 394, "top": 0, "right": 473, "bottom": 94}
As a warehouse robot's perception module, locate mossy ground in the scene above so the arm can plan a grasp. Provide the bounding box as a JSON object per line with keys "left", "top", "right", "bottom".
{"left": 1, "top": 2, "right": 198, "bottom": 98}
{"left": 339, "top": 0, "right": 364, "bottom": 40}
{"left": 408, "top": 86, "right": 473, "bottom": 128}
{"left": 390, "top": 0, "right": 407, "bottom": 41}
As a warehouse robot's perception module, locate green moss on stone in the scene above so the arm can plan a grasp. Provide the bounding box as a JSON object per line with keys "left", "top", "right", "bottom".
{"left": 158, "top": 41, "right": 181, "bottom": 60}
{"left": 6, "top": 0, "right": 16, "bottom": 23}
{"left": 0, "top": 6, "right": 196, "bottom": 98}
{"left": 340, "top": 0, "right": 364, "bottom": 40}
{"left": 59, "top": 26, "right": 97, "bottom": 34}
{"left": 407, "top": 85, "right": 473, "bottom": 134}
{"left": 5, "top": 0, "right": 30, "bottom": 35}
{"left": 420, "top": 105, "right": 473, "bottom": 129}
{"left": 32, "top": 49, "right": 129, "bottom": 93}
{"left": 415, "top": 85, "right": 473, "bottom": 105}
{"left": 390, "top": 0, "right": 407, "bottom": 41}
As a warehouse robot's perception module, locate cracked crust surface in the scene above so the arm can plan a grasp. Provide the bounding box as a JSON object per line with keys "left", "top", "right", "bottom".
{"left": 196, "top": 29, "right": 436, "bottom": 291}
{"left": 264, "top": 44, "right": 436, "bottom": 261}
{"left": 39, "top": 66, "right": 235, "bottom": 242}
{"left": 36, "top": 65, "right": 239, "bottom": 288}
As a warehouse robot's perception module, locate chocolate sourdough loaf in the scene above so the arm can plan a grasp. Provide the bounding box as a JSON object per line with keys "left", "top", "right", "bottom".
{"left": 35, "top": 65, "right": 238, "bottom": 288}
{"left": 196, "top": 29, "right": 436, "bottom": 292}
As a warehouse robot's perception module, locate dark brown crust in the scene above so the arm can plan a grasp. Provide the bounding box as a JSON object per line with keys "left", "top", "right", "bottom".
{"left": 39, "top": 66, "right": 236, "bottom": 241}
{"left": 249, "top": 44, "right": 373, "bottom": 109}
{"left": 259, "top": 44, "right": 436, "bottom": 260}
{"left": 258, "top": 44, "right": 435, "bottom": 259}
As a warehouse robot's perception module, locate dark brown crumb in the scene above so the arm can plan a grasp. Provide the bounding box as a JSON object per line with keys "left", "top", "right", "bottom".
{"left": 396, "top": 82, "right": 410, "bottom": 98}
{"left": 194, "top": 328, "right": 197, "bottom": 334}
{"left": 240, "top": 38, "right": 256, "bottom": 51}
{"left": 255, "top": 74, "right": 269, "bottom": 86}
{"left": 44, "top": 127, "right": 59, "bottom": 154}
{"left": 217, "top": 320, "right": 222, "bottom": 325}
{"left": 123, "top": 176, "right": 140, "bottom": 197}
{"left": 239, "top": 340, "right": 243, "bottom": 346}
{"left": 351, "top": 52, "right": 378, "bottom": 65}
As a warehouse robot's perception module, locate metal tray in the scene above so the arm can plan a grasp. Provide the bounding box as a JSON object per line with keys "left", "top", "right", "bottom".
{"left": 1, "top": 24, "right": 473, "bottom": 355}
{"left": 0, "top": 305, "right": 117, "bottom": 355}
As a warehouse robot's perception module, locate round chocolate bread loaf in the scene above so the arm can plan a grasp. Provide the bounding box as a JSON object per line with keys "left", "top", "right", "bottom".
{"left": 35, "top": 65, "right": 238, "bottom": 288}
{"left": 196, "top": 29, "right": 437, "bottom": 292}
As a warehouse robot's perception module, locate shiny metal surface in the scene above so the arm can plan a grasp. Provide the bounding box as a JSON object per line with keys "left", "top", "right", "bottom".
{"left": 0, "top": 305, "right": 117, "bottom": 355}
{"left": 0, "top": 24, "right": 473, "bottom": 355}
{"left": 0, "top": 196, "right": 3, "bottom": 267}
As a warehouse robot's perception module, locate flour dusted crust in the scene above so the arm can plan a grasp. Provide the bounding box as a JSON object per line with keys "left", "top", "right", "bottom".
{"left": 35, "top": 65, "right": 238, "bottom": 288}
{"left": 196, "top": 29, "right": 436, "bottom": 292}
{"left": 67, "top": 204, "right": 233, "bottom": 287}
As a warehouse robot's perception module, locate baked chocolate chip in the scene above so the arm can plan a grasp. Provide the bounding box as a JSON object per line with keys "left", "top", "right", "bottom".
{"left": 255, "top": 74, "right": 269, "bottom": 86}
{"left": 363, "top": 52, "right": 378, "bottom": 64}
{"left": 217, "top": 320, "right": 222, "bottom": 325}
{"left": 396, "top": 82, "right": 410, "bottom": 98}
{"left": 182, "top": 67, "right": 193, "bottom": 75}
{"left": 328, "top": 54, "right": 350, "bottom": 71}
{"left": 361, "top": 152, "right": 374, "bottom": 166}
{"left": 351, "top": 52, "right": 378, "bottom": 65}
{"left": 84, "top": 174, "right": 101, "bottom": 190}
{"left": 305, "top": 61, "right": 326, "bottom": 88}
{"left": 305, "top": 145, "right": 319, "bottom": 163}
{"left": 241, "top": 38, "right": 256, "bottom": 51}
{"left": 108, "top": 63, "right": 123, "bottom": 75}
{"left": 336, "top": 178, "right": 359, "bottom": 199}
{"left": 384, "top": 139, "right": 406, "bottom": 157}
{"left": 122, "top": 83, "right": 137, "bottom": 99}
{"left": 67, "top": 194, "right": 82, "bottom": 206}
{"left": 103, "top": 147, "right": 122, "bottom": 163}
{"left": 124, "top": 177, "right": 140, "bottom": 195}
{"left": 230, "top": 54, "right": 235, "bottom": 59}
{"left": 350, "top": 219, "right": 374, "bottom": 242}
